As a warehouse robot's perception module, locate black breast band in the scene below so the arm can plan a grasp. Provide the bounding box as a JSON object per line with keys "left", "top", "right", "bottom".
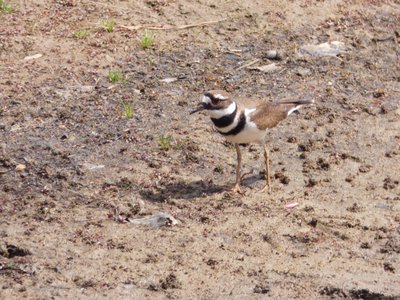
{"left": 211, "top": 105, "right": 237, "bottom": 128}
{"left": 218, "top": 112, "right": 246, "bottom": 136}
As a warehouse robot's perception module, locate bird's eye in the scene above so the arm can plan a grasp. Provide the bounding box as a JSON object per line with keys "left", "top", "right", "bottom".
{"left": 211, "top": 98, "right": 220, "bottom": 105}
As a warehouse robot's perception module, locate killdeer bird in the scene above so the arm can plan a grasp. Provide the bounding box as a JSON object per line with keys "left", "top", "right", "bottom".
{"left": 190, "top": 90, "right": 313, "bottom": 193}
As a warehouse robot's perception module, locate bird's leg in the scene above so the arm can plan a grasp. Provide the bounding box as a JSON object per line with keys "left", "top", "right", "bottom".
{"left": 260, "top": 143, "right": 272, "bottom": 193}
{"left": 232, "top": 143, "right": 243, "bottom": 193}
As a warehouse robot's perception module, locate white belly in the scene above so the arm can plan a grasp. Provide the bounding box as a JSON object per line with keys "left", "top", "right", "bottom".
{"left": 224, "top": 122, "right": 267, "bottom": 144}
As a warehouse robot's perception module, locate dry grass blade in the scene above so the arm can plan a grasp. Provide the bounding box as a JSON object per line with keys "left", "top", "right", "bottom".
{"left": 119, "top": 18, "right": 226, "bottom": 31}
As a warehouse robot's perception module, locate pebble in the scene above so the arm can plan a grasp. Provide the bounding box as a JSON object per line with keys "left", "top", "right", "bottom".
{"left": 265, "top": 50, "right": 282, "bottom": 60}
{"left": 295, "top": 67, "right": 311, "bottom": 76}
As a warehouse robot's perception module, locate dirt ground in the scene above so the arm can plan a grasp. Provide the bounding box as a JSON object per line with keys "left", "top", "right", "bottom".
{"left": 1, "top": 0, "right": 400, "bottom": 299}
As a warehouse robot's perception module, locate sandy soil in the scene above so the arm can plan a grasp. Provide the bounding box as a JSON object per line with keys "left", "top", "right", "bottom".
{"left": 1, "top": 0, "right": 400, "bottom": 299}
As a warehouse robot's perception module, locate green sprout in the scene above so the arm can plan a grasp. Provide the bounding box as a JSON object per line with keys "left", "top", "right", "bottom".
{"left": 28, "top": 21, "right": 38, "bottom": 34}
{"left": 158, "top": 135, "right": 172, "bottom": 150}
{"left": 102, "top": 19, "right": 116, "bottom": 33}
{"left": 121, "top": 101, "right": 133, "bottom": 119}
{"left": 73, "top": 29, "right": 90, "bottom": 39}
{"left": 0, "top": 0, "right": 14, "bottom": 13}
{"left": 108, "top": 70, "right": 123, "bottom": 83}
{"left": 140, "top": 30, "right": 155, "bottom": 49}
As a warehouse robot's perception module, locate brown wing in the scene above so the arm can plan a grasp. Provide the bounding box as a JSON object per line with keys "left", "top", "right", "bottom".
{"left": 235, "top": 95, "right": 312, "bottom": 129}
{"left": 249, "top": 101, "right": 303, "bottom": 130}
{"left": 235, "top": 96, "right": 263, "bottom": 110}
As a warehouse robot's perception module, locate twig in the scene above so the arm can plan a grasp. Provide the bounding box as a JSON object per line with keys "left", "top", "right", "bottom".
{"left": 0, "top": 265, "right": 34, "bottom": 275}
{"left": 228, "top": 49, "right": 242, "bottom": 53}
{"left": 151, "top": 157, "right": 172, "bottom": 163}
{"left": 119, "top": 19, "right": 226, "bottom": 31}
{"left": 225, "top": 50, "right": 242, "bottom": 57}
{"left": 372, "top": 36, "right": 395, "bottom": 42}
{"left": 114, "top": 206, "right": 120, "bottom": 223}
{"left": 236, "top": 59, "right": 260, "bottom": 70}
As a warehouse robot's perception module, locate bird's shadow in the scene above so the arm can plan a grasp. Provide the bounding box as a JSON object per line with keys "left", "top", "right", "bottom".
{"left": 241, "top": 173, "right": 264, "bottom": 186}
{"left": 139, "top": 179, "right": 226, "bottom": 202}
{"left": 139, "top": 173, "right": 264, "bottom": 202}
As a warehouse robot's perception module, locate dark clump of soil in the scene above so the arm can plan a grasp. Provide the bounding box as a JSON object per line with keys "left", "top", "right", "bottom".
{"left": 253, "top": 284, "right": 270, "bottom": 294}
{"left": 320, "top": 286, "right": 397, "bottom": 300}
{"left": 0, "top": 245, "right": 31, "bottom": 258}
{"left": 349, "top": 288, "right": 397, "bottom": 300}
{"left": 148, "top": 273, "right": 181, "bottom": 291}
{"left": 320, "top": 286, "right": 348, "bottom": 298}
{"left": 383, "top": 177, "right": 399, "bottom": 190}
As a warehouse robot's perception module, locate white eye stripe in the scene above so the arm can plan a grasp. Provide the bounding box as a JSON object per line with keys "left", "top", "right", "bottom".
{"left": 214, "top": 94, "right": 227, "bottom": 100}
{"left": 207, "top": 102, "right": 236, "bottom": 119}
{"left": 202, "top": 95, "right": 211, "bottom": 104}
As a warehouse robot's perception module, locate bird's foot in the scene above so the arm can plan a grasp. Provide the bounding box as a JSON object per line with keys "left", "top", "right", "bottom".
{"left": 231, "top": 184, "right": 244, "bottom": 194}
{"left": 259, "top": 183, "right": 272, "bottom": 194}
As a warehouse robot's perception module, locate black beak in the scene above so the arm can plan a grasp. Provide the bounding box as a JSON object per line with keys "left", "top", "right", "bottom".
{"left": 190, "top": 102, "right": 206, "bottom": 115}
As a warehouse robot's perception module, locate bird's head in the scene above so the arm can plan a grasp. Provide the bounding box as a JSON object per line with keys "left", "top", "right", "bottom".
{"left": 190, "top": 90, "right": 235, "bottom": 118}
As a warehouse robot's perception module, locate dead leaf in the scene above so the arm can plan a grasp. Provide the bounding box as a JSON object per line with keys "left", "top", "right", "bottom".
{"left": 249, "top": 63, "right": 280, "bottom": 73}
{"left": 127, "top": 212, "right": 179, "bottom": 227}
{"left": 23, "top": 54, "right": 43, "bottom": 61}
{"left": 160, "top": 77, "right": 178, "bottom": 83}
{"left": 285, "top": 202, "right": 299, "bottom": 209}
{"left": 298, "top": 41, "right": 346, "bottom": 57}
{"left": 15, "top": 164, "right": 26, "bottom": 171}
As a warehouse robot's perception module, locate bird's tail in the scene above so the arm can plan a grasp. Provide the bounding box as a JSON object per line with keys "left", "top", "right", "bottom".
{"left": 283, "top": 98, "right": 314, "bottom": 116}
{"left": 281, "top": 98, "right": 315, "bottom": 106}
